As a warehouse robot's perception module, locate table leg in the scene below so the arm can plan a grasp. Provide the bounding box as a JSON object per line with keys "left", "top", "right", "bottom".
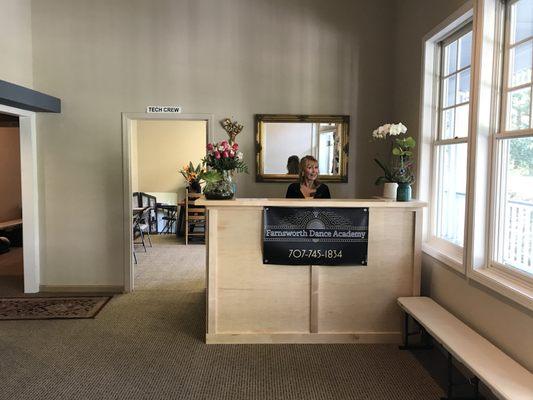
{"left": 177, "top": 206, "right": 185, "bottom": 237}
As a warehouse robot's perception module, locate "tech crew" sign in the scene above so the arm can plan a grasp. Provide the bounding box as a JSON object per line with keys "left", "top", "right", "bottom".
{"left": 146, "top": 106, "right": 182, "bottom": 113}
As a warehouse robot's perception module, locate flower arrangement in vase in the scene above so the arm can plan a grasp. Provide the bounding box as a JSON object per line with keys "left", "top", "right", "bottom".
{"left": 372, "top": 122, "right": 416, "bottom": 201}
{"left": 202, "top": 139, "right": 248, "bottom": 199}
{"left": 179, "top": 162, "right": 203, "bottom": 193}
{"left": 198, "top": 118, "right": 249, "bottom": 200}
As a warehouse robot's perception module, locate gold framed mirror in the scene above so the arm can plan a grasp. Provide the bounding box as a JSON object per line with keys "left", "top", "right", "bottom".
{"left": 255, "top": 114, "right": 349, "bottom": 182}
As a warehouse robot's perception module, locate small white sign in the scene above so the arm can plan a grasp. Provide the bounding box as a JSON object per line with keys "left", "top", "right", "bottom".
{"left": 146, "top": 105, "right": 182, "bottom": 113}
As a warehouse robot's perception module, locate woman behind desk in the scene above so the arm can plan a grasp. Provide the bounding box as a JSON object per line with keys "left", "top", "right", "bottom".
{"left": 286, "top": 155, "right": 331, "bottom": 199}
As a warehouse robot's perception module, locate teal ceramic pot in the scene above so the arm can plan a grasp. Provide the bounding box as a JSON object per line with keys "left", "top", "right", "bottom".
{"left": 396, "top": 183, "right": 412, "bottom": 202}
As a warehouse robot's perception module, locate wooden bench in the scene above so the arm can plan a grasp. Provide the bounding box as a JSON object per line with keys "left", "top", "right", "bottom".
{"left": 398, "top": 296, "right": 533, "bottom": 400}
{"left": 0, "top": 219, "right": 22, "bottom": 230}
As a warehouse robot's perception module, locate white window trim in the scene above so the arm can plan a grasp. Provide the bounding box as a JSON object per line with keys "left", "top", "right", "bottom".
{"left": 422, "top": 240, "right": 464, "bottom": 271}
{"left": 420, "top": 0, "right": 533, "bottom": 310}
{"left": 488, "top": 0, "right": 533, "bottom": 279}
{"left": 418, "top": 2, "right": 474, "bottom": 275}
{"left": 499, "top": 0, "right": 533, "bottom": 133}
{"left": 472, "top": 0, "right": 533, "bottom": 310}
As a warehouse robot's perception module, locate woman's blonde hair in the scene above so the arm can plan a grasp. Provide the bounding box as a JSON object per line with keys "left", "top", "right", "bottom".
{"left": 299, "top": 155, "right": 320, "bottom": 187}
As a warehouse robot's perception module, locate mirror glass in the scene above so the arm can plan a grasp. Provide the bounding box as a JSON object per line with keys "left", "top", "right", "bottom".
{"left": 256, "top": 115, "right": 349, "bottom": 182}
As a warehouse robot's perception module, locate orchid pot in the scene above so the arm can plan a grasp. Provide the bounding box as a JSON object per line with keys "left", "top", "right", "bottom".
{"left": 383, "top": 182, "right": 398, "bottom": 200}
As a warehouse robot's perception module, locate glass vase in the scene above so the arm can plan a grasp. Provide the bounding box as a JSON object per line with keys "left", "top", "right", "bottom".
{"left": 203, "top": 171, "right": 235, "bottom": 200}
{"left": 396, "top": 182, "right": 412, "bottom": 202}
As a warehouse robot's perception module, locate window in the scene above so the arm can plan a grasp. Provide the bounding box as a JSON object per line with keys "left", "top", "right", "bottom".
{"left": 417, "top": 0, "right": 533, "bottom": 310}
{"left": 430, "top": 25, "right": 473, "bottom": 253}
{"left": 491, "top": 0, "right": 533, "bottom": 277}
{"left": 420, "top": 1, "right": 533, "bottom": 308}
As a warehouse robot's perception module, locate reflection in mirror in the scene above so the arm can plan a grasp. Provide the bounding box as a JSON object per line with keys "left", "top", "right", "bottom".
{"left": 256, "top": 115, "right": 349, "bottom": 182}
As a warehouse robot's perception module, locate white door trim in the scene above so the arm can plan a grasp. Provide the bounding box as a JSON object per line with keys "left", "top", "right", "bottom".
{"left": 0, "top": 104, "right": 40, "bottom": 293}
{"left": 121, "top": 113, "right": 214, "bottom": 292}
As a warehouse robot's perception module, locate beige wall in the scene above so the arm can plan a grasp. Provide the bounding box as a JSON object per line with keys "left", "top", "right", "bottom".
{"left": 393, "top": 0, "right": 533, "bottom": 370}
{"left": 423, "top": 255, "right": 533, "bottom": 370}
{"left": 135, "top": 120, "right": 206, "bottom": 201}
{"left": 0, "top": 127, "right": 22, "bottom": 222}
{"left": 392, "top": 0, "right": 468, "bottom": 173}
{"left": 30, "top": 0, "right": 394, "bottom": 286}
{"left": 0, "top": 0, "right": 33, "bottom": 88}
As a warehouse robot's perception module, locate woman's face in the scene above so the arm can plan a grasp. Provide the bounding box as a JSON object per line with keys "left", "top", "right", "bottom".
{"left": 304, "top": 161, "right": 319, "bottom": 182}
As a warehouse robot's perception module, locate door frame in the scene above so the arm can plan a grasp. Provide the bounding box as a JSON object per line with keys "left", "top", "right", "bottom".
{"left": 0, "top": 104, "right": 40, "bottom": 293}
{"left": 121, "top": 113, "right": 214, "bottom": 292}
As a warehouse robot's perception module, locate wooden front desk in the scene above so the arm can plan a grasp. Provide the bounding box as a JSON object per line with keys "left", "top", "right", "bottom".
{"left": 196, "top": 198, "right": 426, "bottom": 344}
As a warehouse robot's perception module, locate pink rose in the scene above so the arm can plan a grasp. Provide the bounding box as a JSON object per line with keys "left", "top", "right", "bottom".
{"left": 214, "top": 151, "right": 221, "bottom": 159}
{"left": 207, "top": 143, "right": 214, "bottom": 151}
{"left": 222, "top": 151, "right": 229, "bottom": 158}
{"left": 229, "top": 150, "right": 235, "bottom": 157}
{"left": 232, "top": 143, "right": 239, "bottom": 151}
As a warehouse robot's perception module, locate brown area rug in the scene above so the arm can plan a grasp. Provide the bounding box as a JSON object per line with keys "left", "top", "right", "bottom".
{"left": 0, "top": 296, "right": 111, "bottom": 320}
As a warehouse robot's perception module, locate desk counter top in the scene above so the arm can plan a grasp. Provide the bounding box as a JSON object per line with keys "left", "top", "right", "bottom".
{"left": 196, "top": 198, "right": 427, "bottom": 208}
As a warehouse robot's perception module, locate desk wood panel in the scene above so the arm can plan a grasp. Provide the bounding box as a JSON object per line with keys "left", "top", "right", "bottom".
{"left": 205, "top": 202, "right": 424, "bottom": 343}
{"left": 317, "top": 209, "right": 414, "bottom": 334}
{"left": 215, "top": 207, "right": 310, "bottom": 333}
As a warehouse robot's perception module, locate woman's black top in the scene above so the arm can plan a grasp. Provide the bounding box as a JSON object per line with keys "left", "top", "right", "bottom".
{"left": 285, "top": 183, "right": 331, "bottom": 199}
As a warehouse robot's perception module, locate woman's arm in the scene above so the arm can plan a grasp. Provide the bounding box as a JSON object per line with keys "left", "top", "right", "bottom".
{"left": 317, "top": 184, "right": 331, "bottom": 199}
{"left": 286, "top": 183, "right": 301, "bottom": 198}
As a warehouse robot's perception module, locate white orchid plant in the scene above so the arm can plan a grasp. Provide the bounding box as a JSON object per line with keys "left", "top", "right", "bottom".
{"left": 372, "top": 122, "right": 407, "bottom": 139}
{"left": 372, "top": 122, "right": 416, "bottom": 185}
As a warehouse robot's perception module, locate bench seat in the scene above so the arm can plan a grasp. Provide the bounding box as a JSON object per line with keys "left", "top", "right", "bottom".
{"left": 398, "top": 296, "right": 533, "bottom": 400}
{"left": 0, "top": 219, "right": 22, "bottom": 230}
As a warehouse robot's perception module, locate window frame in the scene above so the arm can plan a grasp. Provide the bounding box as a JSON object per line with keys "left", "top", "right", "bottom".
{"left": 430, "top": 23, "right": 473, "bottom": 254}
{"left": 419, "top": 0, "right": 533, "bottom": 310}
{"left": 487, "top": 0, "right": 533, "bottom": 284}
{"left": 499, "top": 0, "right": 533, "bottom": 134}
{"left": 420, "top": 8, "right": 474, "bottom": 273}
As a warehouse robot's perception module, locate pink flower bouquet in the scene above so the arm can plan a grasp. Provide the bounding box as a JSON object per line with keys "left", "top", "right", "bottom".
{"left": 203, "top": 140, "right": 248, "bottom": 174}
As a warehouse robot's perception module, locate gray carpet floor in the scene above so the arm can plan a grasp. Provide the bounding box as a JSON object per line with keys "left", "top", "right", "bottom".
{"left": 0, "top": 235, "right": 444, "bottom": 400}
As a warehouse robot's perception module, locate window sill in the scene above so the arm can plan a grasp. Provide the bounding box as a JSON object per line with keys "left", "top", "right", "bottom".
{"left": 469, "top": 267, "right": 533, "bottom": 311}
{"left": 422, "top": 240, "right": 465, "bottom": 274}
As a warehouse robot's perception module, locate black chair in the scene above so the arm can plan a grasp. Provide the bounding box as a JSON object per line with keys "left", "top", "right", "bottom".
{"left": 158, "top": 204, "right": 178, "bottom": 234}
{"left": 0, "top": 237, "right": 10, "bottom": 254}
{"left": 133, "top": 192, "right": 157, "bottom": 233}
{"left": 133, "top": 208, "right": 152, "bottom": 253}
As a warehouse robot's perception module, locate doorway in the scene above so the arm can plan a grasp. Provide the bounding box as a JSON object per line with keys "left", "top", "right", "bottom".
{"left": 122, "top": 113, "right": 213, "bottom": 292}
{"left": 0, "top": 113, "right": 23, "bottom": 295}
{"left": 0, "top": 104, "right": 40, "bottom": 293}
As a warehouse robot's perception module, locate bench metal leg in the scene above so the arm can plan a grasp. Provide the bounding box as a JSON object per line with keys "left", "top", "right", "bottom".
{"left": 445, "top": 351, "right": 454, "bottom": 400}
{"left": 399, "top": 312, "right": 433, "bottom": 350}
{"left": 441, "top": 351, "right": 484, "bottom": 400}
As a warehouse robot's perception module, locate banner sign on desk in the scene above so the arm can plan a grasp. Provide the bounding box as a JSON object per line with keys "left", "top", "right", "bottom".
{"left": 263, "top": 207, "right": 369, "bottom": 266}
